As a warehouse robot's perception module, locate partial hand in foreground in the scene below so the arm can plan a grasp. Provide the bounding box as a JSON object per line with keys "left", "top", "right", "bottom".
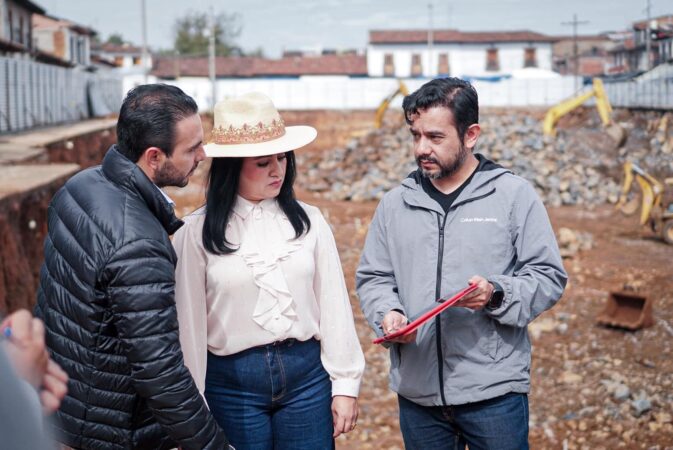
{"left": 1, "top": 309, "right": 68, "bottom": 414}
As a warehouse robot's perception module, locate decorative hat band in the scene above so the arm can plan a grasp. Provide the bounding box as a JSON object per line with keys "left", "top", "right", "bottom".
{"left": 211, "top": 118, "right": 286, "bottom": 145}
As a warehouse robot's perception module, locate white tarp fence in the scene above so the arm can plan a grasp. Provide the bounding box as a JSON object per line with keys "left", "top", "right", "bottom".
{"left": 153, "top": 75, "right": 582, "bottom": 112}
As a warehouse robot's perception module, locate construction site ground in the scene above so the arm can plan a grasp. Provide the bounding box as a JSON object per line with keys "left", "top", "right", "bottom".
{"left": 165, "top": 109, "right": 673, "bottom": 450}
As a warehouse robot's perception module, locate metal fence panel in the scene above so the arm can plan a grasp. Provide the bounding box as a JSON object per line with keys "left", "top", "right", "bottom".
{"left": 604, "top": 79, "right": 673, "bottom": 110}
{"left": 0, "top": 56, "right": 122, "bottom": 134}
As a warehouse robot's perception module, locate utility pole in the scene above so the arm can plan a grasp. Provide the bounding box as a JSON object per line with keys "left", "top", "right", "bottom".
{"left": 562, "top": 14, "right": 589, "bottom": 92}
{"left": 427, "top": 3, "right": 434, "bottom": 77}
{"left": 208, "top": 6, "right": 216, "bottom": 110}
{"left": 141, "top": 0, "right": 149, "bottom": 84}
{"left": 645, "top": 0, "right": 652, "bottom": 70}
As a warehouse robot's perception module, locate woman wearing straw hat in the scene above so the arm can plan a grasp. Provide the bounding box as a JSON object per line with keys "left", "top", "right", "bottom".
{"left": 173, "top": 93, "right": 365, "bottom": 449}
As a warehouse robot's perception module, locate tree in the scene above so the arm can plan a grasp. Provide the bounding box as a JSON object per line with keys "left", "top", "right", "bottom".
{"left": 106, "top": 33, "right": 125, "bottom": 45}
{"left": 173, "top": 11, "right": 242, "bottom": 56}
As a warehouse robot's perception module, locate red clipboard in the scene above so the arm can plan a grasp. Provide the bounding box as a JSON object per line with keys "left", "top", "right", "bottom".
{"left": 372, "top": 284, "right": 478, "bottom": 344}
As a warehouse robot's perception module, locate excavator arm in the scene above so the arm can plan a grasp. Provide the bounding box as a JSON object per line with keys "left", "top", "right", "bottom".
{"left": 543, "top": 78, "right": 626, "bottom": 147}
{"left": 543, "top": 89, "right": 596, "bottom": 137}
{"left": 375, "top": 80, "right": 409, "bottom": 128}
{"left": 617, "top": 161, "right": 665, "bottom": 225}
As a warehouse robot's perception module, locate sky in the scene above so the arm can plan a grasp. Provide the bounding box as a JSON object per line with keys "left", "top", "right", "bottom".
{"left": 36, "top": 0, "right": 669, "bottom": 58}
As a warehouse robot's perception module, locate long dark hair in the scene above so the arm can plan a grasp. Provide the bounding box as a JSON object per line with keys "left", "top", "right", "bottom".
{"left": 202, "top": 151, "right": 311, "bottom": 255}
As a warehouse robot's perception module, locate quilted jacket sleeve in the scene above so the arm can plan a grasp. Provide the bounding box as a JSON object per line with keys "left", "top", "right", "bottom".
{"left": 104, "top": 238, "right": 229, "bottom": 450}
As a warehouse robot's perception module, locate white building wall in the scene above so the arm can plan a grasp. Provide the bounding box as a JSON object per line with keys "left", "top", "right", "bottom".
{"left": 368, "top": 42, "right": 553, "bottom": 78}
{"left": 33, "top": 28, "right": 54, "bottom": 53}
{"left": 100, "top": 53, "right": 151, "bottom": 69}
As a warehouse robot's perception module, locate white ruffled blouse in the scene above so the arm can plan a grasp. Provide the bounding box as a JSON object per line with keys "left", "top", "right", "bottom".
{"left": 173, "top": 196, "right": 364, "bottom": 398}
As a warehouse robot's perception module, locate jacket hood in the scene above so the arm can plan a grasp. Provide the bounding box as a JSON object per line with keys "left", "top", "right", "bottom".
{"left": 401, "top": 154, "right": 510, "bottom": 212}
{"left": 102, "top": 145, "right": 183, "bottom": 235}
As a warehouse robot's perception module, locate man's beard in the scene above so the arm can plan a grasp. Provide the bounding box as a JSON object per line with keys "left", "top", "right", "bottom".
{"left": 416, "top": 143, "right": 470, "bottom": 180}
{"left": 155, "top": 159, "right": 196, "bottom": 188}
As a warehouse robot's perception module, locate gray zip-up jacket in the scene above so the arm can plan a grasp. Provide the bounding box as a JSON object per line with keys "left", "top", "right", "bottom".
{"left": 357, "top": 156, "right": 567, "bottom": 406}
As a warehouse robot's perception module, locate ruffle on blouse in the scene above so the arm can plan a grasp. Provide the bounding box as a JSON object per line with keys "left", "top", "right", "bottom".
{"left": 236, "top": 201, "right": 302, "bottom": 335}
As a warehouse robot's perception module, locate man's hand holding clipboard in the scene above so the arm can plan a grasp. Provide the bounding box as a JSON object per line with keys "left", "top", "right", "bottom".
{"left": 373, "top": 284, "right": 479, "bottom": 344}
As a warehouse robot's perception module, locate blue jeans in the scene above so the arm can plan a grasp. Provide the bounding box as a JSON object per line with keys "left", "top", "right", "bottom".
{"left": 398, "top": 392, "right": 529, "bottom": 450}
{"left": 205, "top": 338, "right": 334, "bottom": 450}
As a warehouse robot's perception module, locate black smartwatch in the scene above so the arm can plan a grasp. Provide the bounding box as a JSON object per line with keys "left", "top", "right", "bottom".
{"left": 486, "top": 282, "right": 504, "bottom": 310}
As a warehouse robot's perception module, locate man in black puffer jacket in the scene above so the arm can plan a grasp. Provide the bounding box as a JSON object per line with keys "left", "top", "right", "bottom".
{"left": 35, "top": 84, "right": 231, "bottom": 449}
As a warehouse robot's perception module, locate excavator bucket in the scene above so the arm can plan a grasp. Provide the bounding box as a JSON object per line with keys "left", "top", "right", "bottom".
{"left": 596, "top": 291, "right": 654, "bottom": 330}
{"left": 606, "top": 123, "right": 627, "bottom": 148}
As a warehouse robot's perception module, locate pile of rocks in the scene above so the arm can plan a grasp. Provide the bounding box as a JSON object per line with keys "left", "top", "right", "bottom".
{"left": 556, "top": 227, "right": 594, "bottom": 259}
{"left": 296, "top": 110, "right": 673, "bottom": 207}
{"left": 298, "top": 124, "right": 417, "bottom": 202}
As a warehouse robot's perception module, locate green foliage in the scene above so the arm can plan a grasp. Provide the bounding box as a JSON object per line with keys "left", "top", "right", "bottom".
{"left": 106, "top": 33, "right": 125, "bottom": 45}
{"left": 173, "top": 11, "right": 242, "bottom": 56}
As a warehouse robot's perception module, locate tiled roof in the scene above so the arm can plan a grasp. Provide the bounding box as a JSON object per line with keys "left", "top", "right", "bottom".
{"left": 16, "top": 0, "right": 45, "bottom": 14}
{"left": 252, "top": 54, "right": 367, "bottom": 76}
{"left": 151, "top": 54, "right": 367, "bottom": 78}
{"left": 152, "top": 56, "right": 259, "bottom": 78}
{"left": 92, "top": 43, "right": 143, "bottom": 54}
{"left": 552, "top": 34, "right": 612, "bottom": 42}
{"left": 633, "top": 15, "right": 673, "bottom": 31}
{"left": 369, "top": 29, "right": 558, "bottom": 44}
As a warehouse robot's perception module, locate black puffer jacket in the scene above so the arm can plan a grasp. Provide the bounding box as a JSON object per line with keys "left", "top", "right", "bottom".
{"left": 36, "top": 146, "right": 228, "bottom": 450}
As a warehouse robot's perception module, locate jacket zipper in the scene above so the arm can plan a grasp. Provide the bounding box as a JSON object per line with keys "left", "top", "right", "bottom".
{"left": 435, "top": 212, "right": 449, "bottom": 406}
{"left": 433, "top": 187, "right": 496, "bottom": 406}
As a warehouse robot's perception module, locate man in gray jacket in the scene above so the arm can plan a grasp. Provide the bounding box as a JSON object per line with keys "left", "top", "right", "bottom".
{"left": 357, "top": 77, "right": 567, "bottom": 450}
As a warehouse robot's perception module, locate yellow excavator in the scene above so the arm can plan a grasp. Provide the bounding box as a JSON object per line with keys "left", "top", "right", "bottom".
{"left": 597, "top": 161, "right": 672, "bottom": 330}
{"left": 616, "top": 161, "right": 673, "bottom": 245}
{"left": 374, "top": 80, "right": 409, "bottom": 128}
{"left": 543, "top": 78, "right": 627, "bottom": 148}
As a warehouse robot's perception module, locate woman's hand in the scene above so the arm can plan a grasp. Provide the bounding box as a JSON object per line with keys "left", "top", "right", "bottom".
{"left": 332, "top": 395, "right": 358, "bottom": 438}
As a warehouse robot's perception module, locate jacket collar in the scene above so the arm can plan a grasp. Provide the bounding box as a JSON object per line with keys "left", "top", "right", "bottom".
{"left": 401, "top": 154, "right": 510, "bottom": 213}
{"left": 101, "top": 145, "right": 184, "bottom": 235}
{"left": 232, "top": 195, "right": 282, "bottom": 220}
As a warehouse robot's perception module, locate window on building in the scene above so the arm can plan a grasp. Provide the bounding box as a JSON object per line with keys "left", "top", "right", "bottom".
{"left": 27, "top": 19, "right": 32, "bottom": 50}
{"left": 70, "top": 36, "right": 77, "bottom": 62}
{"left": 133, "top": 56, "right": 142, "bottom": 65}
{"left": 8, "top": 9, "right": 13, "bottom": 42}
{"left": 438, "top": 53, "right": 450, "bottom": 75}
{"left": 18, "top": 15, "right": 24, "bottom": 45}
{"left": 383, "top": 53, "right": 395, "bottom": 76}
{"left": 486, "top": 48, "right": 500, "bottom": 71}
{"left": 411, "top": 53, "right": 422, "bottom": 77}
{"left": 524, "top": 47, "right": 537, "bottom": 68}
{"left": 114, "top": 55, "right": 124, "bottom": 66}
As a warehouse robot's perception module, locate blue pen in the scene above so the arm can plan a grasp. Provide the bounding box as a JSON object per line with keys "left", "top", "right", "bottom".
{"left": 2, "top": 326, "right": 11, "bottom": 340}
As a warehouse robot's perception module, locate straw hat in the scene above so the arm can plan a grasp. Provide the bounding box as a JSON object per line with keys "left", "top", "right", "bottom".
{"left": 205, "top": 92, "right": 317, "bottom": 157}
